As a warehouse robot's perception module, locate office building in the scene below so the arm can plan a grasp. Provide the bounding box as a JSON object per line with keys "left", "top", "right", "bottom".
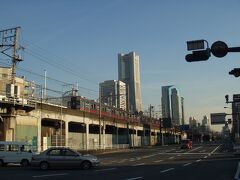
{"left": 161, "top": 85, "right": 183, "bottom": 127}
{"left": 171, "top": 87, "right": 181, "bottom": 126}
{"left": 99, "top": 80, "right": 127, "bottom": 110}
{"left": 118, "top": 52, "right": 142, "bottom": 113}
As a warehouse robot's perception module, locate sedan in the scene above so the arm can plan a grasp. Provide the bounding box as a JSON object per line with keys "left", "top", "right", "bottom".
{"left": 31, "top": 147, "right": 100, "bottom": 170}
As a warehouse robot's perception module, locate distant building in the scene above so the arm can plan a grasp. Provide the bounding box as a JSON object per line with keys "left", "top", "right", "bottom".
{"left": 189, "top": 117, "right": 197, "bottom": 129}
{"left": 171, "top": 88, "right": 181, "bottom": 126}
{"left": 232, "top": 94, "right": 240, "bottom": 139}
{"left": 181, "top": 97, "right": 185, "bottom": 125}
{"left": 99, "top": 80, "right": 127, "bottom": 110}
{"left": 161, "top": 85, "right": 183, "bottom": 127}
{"left": 161, "top": 86, "right": 172, "bottom": 119}
{"left": 118, "top": 52, "right": 142, "bottom": 113}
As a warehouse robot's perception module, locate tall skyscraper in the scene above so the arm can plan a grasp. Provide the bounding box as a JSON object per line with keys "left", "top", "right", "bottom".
{"left": 181, "top": 97, "right": 185, "bottom": 125}
{"left": 161, "top": 86, "right": 172, "bottom": 119}
{"left": 161, "top": 85, "right": 183, "bottom": 127}
{"left": 171, "top": 88, "right": 181, "bottom": 126}
{"left": 118, "top": 52, "right": 142, "bottom": 113}
{"left": 99, "top": 80, "right": 127, "bottom": 110}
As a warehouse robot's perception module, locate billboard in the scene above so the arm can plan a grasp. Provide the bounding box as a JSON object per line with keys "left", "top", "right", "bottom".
{"left": 211, "top": 113, "right": 226, "bottom": 124}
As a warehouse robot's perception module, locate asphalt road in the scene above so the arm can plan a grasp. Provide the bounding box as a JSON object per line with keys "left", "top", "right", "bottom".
{"left": 0, "top": 143, "right": 239, "bottom": 180}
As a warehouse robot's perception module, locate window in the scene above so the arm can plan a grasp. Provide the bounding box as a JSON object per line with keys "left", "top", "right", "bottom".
{"left": 6, "top": 144, "right": 19, "bottom": 152}
{"left": 48, "top": 149, "right": 62, "bottom": 156}
{"left": 0, "top": 144, "right": 4, "bottom": 151}
{"left": 64, "top": 149, "right": 77, "bottom": 156}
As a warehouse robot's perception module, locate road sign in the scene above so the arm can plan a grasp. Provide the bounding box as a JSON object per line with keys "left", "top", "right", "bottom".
{"left": 187, "top": 40, "right": 205, "bottom": 51}
{"left": 211, "top": 41, "right": 228, "bottom": 58}
{"left": 211, "top": 113, "right": 226, "bottom": 124}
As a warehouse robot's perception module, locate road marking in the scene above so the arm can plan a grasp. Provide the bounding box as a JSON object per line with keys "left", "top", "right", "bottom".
{"left": 210, "top": 144, "right": 221, "bottom": 155}
{"left": 130, "top": 158, "right": 136, "bottom": 161}
{"left": 185, "top": 146, "right": 202, "bottom": 154}
{"left": 183, "top": 163, "right": 192, "bottom": 167}
{"left": 125, "top": 177, "right": 143, "bottom": 180}
{"left": 200, "top": 150, "right": 206, "bottom": 153}
{"left": 204, "top": 156, "right": 208, "bottom": 159}
{"left": 161, "top": 168, "right": 175, "bottom": 173}
{"left": 154, "top": 159, "right": 163, "bottom": 163}
{"left": 132, "top": 163, "right": 145, "bottom": 166}
{"left": 33, "top": 173, "right": 68, "bottom": 178}
{"left": 169, "top": 156, "right": 174, "bottom": 159}
{"left": 95, "top": 168, "right": 117, "bottom": 172}
{"left": 118, "top": 159, "right": 128, "bottom": 163}
{"left": 234, "top": 162, "right": 240, "bottom": 180}
{"left": 177, "top": 154, "right": 182, "bottom": 157}
{"left": 196, "top": 159, "right": 201, "bottom": 162}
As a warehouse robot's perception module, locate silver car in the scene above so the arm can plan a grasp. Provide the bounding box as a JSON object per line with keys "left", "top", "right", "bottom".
{"left": 31, "top": 147, "right": 100, "bottom": 170}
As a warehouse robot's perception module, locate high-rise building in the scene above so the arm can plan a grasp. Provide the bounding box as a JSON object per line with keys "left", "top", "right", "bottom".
{"left": 99, "top": 80, "right": 127, "bottom": 110}
{"left": 118, "top": 52, "right": 142, "bottom": 113}
{"left": 171, "top": 88, "right": 181, "bottom": 126}
{"left": 161, "top": 86, "right": 172, "bottom": 119}
{"left": 161, "top": 85, "right": 183, "bottom": 127}
{"left": 181, "top": 97, "right": 185, "bottom": 125}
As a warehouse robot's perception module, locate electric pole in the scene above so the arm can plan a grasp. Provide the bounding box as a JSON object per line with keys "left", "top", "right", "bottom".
{"left": 0, "top": 27, "right": 23, "bottom": 85}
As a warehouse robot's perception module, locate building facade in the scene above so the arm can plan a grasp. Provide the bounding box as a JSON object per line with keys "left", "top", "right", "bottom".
{"left": 232, "top": 94, "right": 240, "bottom": 139}
{"left": 171, "top": 88, "right": 181, "bottom": 126}
{"left": 161, "top": 86, "right": 183, "bottom": 127}
{"left": 99, "top": 80, "right": 127, "bottom": 110}
{"left": 118, "top": 52, "right": 142, "bottom": 113}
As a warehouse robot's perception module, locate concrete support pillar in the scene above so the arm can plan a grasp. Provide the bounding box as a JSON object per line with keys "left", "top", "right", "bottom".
{"left": 116, "top": 127, "right": 119, "bottom": 145}
{"left": 65, "top": 120, "right": 68, "bottom": 147}
{"left": 103, "top": 121, "right": 106, "bottom": 150}
{"left": 37, "top": 117, "right": 41, "bottom": 152}
{"left": 86, "top": 123, "right": 89, "bottom": 150}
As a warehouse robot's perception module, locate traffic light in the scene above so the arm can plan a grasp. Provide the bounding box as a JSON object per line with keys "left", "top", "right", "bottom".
{"left": 229, "top": 68, "right": 240, "bottom": 77}
{"left": 185, "top": 49, "right": 211, "bottom": 62}
{"left": 225, "top": 95, "right": 229, "bottom": 103}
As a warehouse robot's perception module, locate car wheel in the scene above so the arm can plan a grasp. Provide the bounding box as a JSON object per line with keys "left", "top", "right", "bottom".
{"left": 21, "top": 159, "right": 29, "bottom": 167}
{"left": 40, "top": 162, "right": 49, "bottom": 170}
{"left": 81, "top": 161, "right": 91, "bottom": 170}
{"left": 0, "top": 160, "right": 4, "bottom": 167}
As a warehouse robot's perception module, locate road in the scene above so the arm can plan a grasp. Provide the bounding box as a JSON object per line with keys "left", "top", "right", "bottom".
{"left": 0, "top": 143, "right": 239, "bottom": 180}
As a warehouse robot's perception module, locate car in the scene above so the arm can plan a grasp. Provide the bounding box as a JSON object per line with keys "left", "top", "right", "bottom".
{"left": 180, "top": 139, "right": 192, "bottom": 149}
{"left": 31, "top": 147, "right": 100, "bottom": 170}
{"left": 0, "top": 141, "right": 33, "bottom": 167}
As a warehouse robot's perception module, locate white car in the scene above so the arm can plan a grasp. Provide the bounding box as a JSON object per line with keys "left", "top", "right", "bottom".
{"left": 0, "top": 141, "right": 33, "bottom": 167}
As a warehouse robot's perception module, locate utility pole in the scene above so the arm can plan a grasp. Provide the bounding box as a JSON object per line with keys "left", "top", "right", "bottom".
{"left": 0, "top": 27, "right": 23, "bottom": 84}
{"left": 99, "top": 85, "right": 102, "bottom": 149}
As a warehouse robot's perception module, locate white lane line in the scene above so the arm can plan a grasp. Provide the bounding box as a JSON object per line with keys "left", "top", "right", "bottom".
{"left": 196, "top": 159, "right": 202, "bottom": 162}
{"left": 132, "top": 163, "right": 145, "bottom": 167}
{"left": 210, "top": 144, "right": 222, "bottom": 155}
{"left": 125, "top": 177, "right": 143, "bottom": 180}
{"left": 177, "top": 154, "right": 182, "bottom": 157}
{"left": 95, "top": 168, "right": 117, "bottom": 172}
{"left": 161, "top": 168, "right": 175, "bottom": 173}
{"left": 169, "top": 156, "right": 174, "bottom": 159}
{"left": 130, "top": 158, "right": 136, "bottom": 161}
{"left": 185, "top": 146, "right": 202, "bottom": 154}
{"left": 234, "top": 162, "right": 240, "bottom": 180}
{"left": 183, "top": 163, "right": 192, "bottom": 167}
{"left": 204, "top": 156, "right": 208, "bottom": 159}
{"left": 154, "top": 159, "right": 163, "bottom": 163}
{"left": 33, "top": 173, "right": 68, "bottom": 178}
{"left": 118, "top": 159, "right": 128, "bottom": 163}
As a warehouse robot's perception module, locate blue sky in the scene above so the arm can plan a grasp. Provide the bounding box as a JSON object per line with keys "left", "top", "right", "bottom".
{"left": 1, "top": 0, "right": 240, "bottom": 128}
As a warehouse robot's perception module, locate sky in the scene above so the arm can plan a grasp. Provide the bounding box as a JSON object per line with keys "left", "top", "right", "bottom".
{"left": 1, "top": 0, "right": 240, "bottom": 130}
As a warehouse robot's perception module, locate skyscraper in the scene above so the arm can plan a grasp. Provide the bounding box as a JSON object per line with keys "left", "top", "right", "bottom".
{"left": 171, "top": 87, "right": 181, "bottom": 126}
{"left": 118, "top": 52, "right": 142, "bottom": 113}
{"left": 99, "top": 80, "right": 127, "bottom": 110}
{"left": 161, "top": 85, "right": 183, "bottom": 127}
{"left": 161, "top": 86, "right": 172, "bottom": 119}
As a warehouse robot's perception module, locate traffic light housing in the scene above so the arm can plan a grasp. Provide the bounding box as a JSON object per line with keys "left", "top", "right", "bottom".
{"left": 229, "top": 68, "right": 240, "bottom": 77}
{"left": 185, "top": 49, "right": 211, "bottom": 62}
{"left": 225, "top": 95, "right": 229, "bottom": 103}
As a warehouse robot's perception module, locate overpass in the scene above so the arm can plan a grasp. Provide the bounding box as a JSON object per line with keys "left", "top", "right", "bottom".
{"left": 0, "top": 99, "right": 181, "bottom": 152}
